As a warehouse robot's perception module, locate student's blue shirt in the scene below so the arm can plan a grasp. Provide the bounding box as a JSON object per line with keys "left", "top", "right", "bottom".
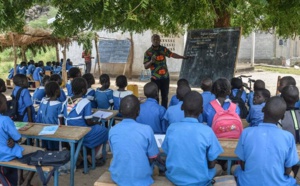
{"left": 234, "top": 123, "right": 298, "bottom": 186}
{"left": 168, "top": 95, "right": 179, "bottom": 107}
{"left": 0, "top": 115, "right": 24, "bottom": 161}
{"left": 164, "top": 101, "right": 203, "bottom": 126}
{"left": 295, "top": 101, "right": 300, "bottom": 109}
{"left": 109, "top": 119, "right": 159, "bottom": 186}
{"left": 62, "top": 98, "right": 107, "bottom": 148}
{"left": 201, "top": 91, "right": 216, "bottom": 108}
{"left": 112, "top": 90, "right": 133, "bottom": 111}
{"left": 85, "top": 88, "right": 97, "bottom": 108}
{"left": 66, "top": 80, "right": 73, "bottom": 96}
{"left": 136, "top": 98, "right": 167, "bottom": 134}
{"left": 17, "top": 66, "right": 27, "bottom": 75}
{"left": 33, "top": 67, "right": 43, "bottom": 82}
{"left": 58, "top": 88, "right": 67, "bottom": 102}
{"left": 162, "top": 117, "right": 223, "bottom": 186}
{"left": 95, "top": 88, "right": 113, "bottom": 109}
{"left": 203, "top": 99, "right": 240, "bottom": 127}
{"left": 231, "top": 88, "right": 247, "bottom": 102}
{"left": 36, "top": 98, "right": 63, "bottom": 124}
{"left": 66, "top": 63, "right": 72, "bottom": 71}
{"left": 32, "top": 86, "right": 45, "bottom": 104}
{"left": 52, "top": 66, "right": 62, "bottom": 74}
{"left": 12, "top": 86, "right": 34, "bottom": 122}
{"left": 246, "top": 102, "right": 265, "bottom": 127}
{"left": 44, "top": 66, "right": 52, "bottom": 71}
{"left": 8, "top": 68, "right": 14, "bottom": 79}
{"left": 26, "top": 64, "right": 35, "bottom": 75}
{"left": 247, "top": 91, "right": 254, "bottom": 108}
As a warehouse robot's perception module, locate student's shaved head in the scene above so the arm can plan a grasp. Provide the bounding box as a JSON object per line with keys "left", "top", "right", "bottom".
{"left": 182, "top": 91, "right": 203, "bottom": 117}
{"left": 176, "top": 85, "right": 191, "bottom": 101}
{"left": 254, "top": 79, "right": 265, "bottom": 91}
{"left": 120, "top": 95, "right": 140, "bottom": 119}
{"left": 281, "top": 85, "right": 299, "bottom": 106}
{"left": 263, "top": 96, "right": 286, "bottom": 123}
{"left": 144, "top": 82, "right": 158, "bottom": 99}
{"left": 201, "top": 78, "right": 213, "bottom": 91}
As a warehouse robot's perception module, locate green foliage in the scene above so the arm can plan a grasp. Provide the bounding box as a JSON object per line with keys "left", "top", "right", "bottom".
{"left": 77, "top": 32, "right": 94, "bottom": 53}
{"left": 28, "top": 6, "right": 58, "bottom": 29}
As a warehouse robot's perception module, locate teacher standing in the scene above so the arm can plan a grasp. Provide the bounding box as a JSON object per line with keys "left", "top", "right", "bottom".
{"left": 144, "top": 34, "right": 188, "bottom": 109}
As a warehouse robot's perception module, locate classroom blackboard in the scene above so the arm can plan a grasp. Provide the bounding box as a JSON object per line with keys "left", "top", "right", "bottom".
{"left": 98, "top": 39, "right": 131, "bottom": 63}
{"left": 179, "top": 28, "right": 241, "bottom": 87}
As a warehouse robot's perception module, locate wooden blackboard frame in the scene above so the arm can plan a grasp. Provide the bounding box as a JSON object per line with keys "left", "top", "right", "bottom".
{"left": 179, "top": 27, "right": 242, "bottom": 87}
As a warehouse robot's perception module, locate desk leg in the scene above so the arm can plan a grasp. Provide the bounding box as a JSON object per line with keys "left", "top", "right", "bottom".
{"left": 54, "top": 169, "right": 59, "bottom": 186}
{"left": 109, "top": 119, "right": 114, "bottom": 130}
{"left": 227, "top": 160, "right": 232, "bottom": 175}
{"left": 69, "top": 143, "right": 75, "bottom": 186}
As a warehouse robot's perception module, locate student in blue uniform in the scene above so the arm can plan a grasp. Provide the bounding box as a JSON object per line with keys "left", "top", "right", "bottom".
{"left": 17, "top": 61, "right": 27, "bottom": 75}
{"left": 66, "top": 58, "right": 73, "bottom": 71}
{"left": 247, "top": 79, "right": 265, "bottom": 108}
{"left": 62, "top": 77, "right": 108, "bottom": 161}
{"left": 163, "top": 85, "right": 191, "bottom": 125}
{"left": 0, "top": 94, "right": 24, "bottom": 186}
{"left": 113, "top": 75, "right": 132, "bottom": 111}
{"left": 50, "top": 74, "right": 67, "bottom": 102}
{"left": 203, "top": 78, "right": 240, "bottom": 127}
{"left": 200, "top": 77, "right": 216, "bottom": 108}
{"left": 66, "top": 67, "right": 81, "bottom": 96}
{"left": 277, "top": 76, "right": 300, "bottom": 109}
{"left": 7, "top": 67, "right": 14, "bottom": 79}
{"left": 234, "top": 96, "right": 299, "bottom": 186}
{"left": 109, "top": 95, "right": 159, "bottom": 186}
{"left": 0, "top": 78, "right": 6, "bottom": 93}
{"left": 52, "top": 62, "right": 62, "bottom": 75}
{"left": 26, "top": 60, "right": 35, "bottom": 80}
{"left": 230, "top": 77, "right": 247, "bottom": 102}
{"left": 95, "top": 74, "right": 114, "bottom": 109}
{"left": 82, "top": 73, "right": 97, "bottom": 108}
{"left": 162, "top": 91, "right": 224, "bottom": 185}
{"left": 32, "top": 61, "right": 44, "bottom": 83}
{"left": 246, "top": 88, "right": 270, "bottom": 127}
{"left": 136, "top": 82, "right": 166, "bottom": 134}
{"left": 36, "top": 81, "right": 64, "bottom": 150}
{"left": 12, "top": 74, "right": 35, "bottom": 122}
{"left": 32, "top": 75, "right": 50, "bottom": 104}
{"left": 44, "top": 61, "right": 52, "bottom": 71}
{"left": 168, "top": 78, "right": 189, "bottom": 107}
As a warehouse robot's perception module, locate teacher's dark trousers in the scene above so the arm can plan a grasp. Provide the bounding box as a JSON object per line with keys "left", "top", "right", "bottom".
{"left": 151, "top": 77, "right": 169, "bottom": 109}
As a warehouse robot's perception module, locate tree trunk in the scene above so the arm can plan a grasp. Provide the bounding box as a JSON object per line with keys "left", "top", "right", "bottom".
{"left": 128, "top": 33, "right": 134, "bottom": 79}
{"left": 94, "top": 33, "right": 101, "bottom": 75}
{"left": 62, "top": 41, "right": 67, "bottom": 87}
{"left": 12, "top": 34, "right": 17, "bottom": 76}
{"left": 21, "top": 46, "right": 27, "bottom": 62}
{"left": 214, "top": 8, "right": 231, "bottom": 27}
{"left": 56, "top": 42, "right": 60, "bottom": 62}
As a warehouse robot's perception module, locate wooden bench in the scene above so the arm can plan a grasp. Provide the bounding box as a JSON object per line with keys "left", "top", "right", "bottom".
{"left": 6, "top": 79, "right": 13, "bottom": 89}
{"left": 94, "top": 171, "right": 173, "bottom": 186}
{"left": 28, "top": 80, "right": 40, "bottom": 91}
{"left": 0, "top": 145, "right": 59, "bottom": 186}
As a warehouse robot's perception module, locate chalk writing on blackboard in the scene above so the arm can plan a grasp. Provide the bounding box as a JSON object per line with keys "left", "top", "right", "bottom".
{"left": 180, "top": 28, "right": 241, "bottom": 87}
{"left": 98, "top": 39, "right": 131, "bottom": 63}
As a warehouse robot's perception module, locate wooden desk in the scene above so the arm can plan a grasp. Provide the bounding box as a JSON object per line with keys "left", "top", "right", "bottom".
{"left": 19, "top": 123, "right": 91, "bottom": 186}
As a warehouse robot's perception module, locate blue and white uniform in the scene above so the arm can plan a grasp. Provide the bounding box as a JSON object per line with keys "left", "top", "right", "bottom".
{"left": 58, "top": 88, "right": 67, "bottom": 102}
{"left": 246, "top": 102, "right": 265, "bottom": 127}
{"left": 66, "top": 80, "right": 73, "bottom": 97}
{"left": 17, "top": 66, "right": 27, "bottom": 75}
{"left": 201, "top": 91, "right": 216, "bottom": 108}
{"left": 112, "top": 90, "right": 133, "bottom": 111}
{"left": 32, "top": 86, "right": 46, "bottom": 104}
{"left": 12, "top": 86, "right": 35, "bottom": 122}
{"left": 26, "top": 64, "right": 35, "bottom": 76}
{"left": 95, "top": 88, "right": 114, "bottom": 109}
{"left": 168, "top": 95, "right": 179, "bottom": 107}
{"left": 32, "top": 67, "right": 44, "bottom": 83}
{"left": 85, "top": 88, "right": 97, "bottom": 108}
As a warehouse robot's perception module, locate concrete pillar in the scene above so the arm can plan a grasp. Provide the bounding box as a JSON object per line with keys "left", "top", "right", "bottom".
{"left": 251, "top": 32, "right": 255, "bottom": 66}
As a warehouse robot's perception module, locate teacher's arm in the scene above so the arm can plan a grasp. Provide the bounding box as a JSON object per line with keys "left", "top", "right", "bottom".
{"left": 144, "top": 55, "right": 156, "bottom": 69}
{"left": 171, "top": 53, "right": 189, "bottom": 59}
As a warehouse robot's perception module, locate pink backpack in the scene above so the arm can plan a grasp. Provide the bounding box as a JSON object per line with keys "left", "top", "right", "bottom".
{"left": 211, "top": 100, "right": 243, "bottom": 139}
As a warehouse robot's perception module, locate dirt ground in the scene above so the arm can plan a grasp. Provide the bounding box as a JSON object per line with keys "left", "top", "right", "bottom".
{"left": 5, "top": 67, "right": 300, "bottom": 186}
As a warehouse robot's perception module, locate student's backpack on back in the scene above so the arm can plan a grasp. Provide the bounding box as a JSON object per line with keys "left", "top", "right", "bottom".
{"left": 280, "top": 109, "right": 300, "bottom": 143}
{"left": 211, "top": 100, "right": 243, "bottom": 139}
{"left": 229, "top": 90, "right": 248, "bottom": 119}
{"left": 5, "top": 88, "right": 24, "bottom": 121}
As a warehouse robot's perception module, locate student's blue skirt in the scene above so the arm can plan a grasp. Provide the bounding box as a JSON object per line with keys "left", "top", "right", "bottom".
{"left": 83, "top": 125, "right": 108, "bottom": 149}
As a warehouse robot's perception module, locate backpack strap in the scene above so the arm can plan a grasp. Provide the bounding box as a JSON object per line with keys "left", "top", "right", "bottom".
{"left": 211, "top": 100, "right": 237, "bottom": 113}
{"left": 290, "top": 110, "right": 300, "bottom": 143}
{"left": 236, "top": 90, "right": 243, "bottom": 99}
{"left": 35, "top": 166, "right": 55, "bottom": 186}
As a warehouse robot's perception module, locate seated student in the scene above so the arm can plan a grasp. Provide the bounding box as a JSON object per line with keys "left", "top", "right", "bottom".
{"left": 32, "top": 60, "right": 44, "bottom": 83}
{"left": 82, "top": 73, "right": 97, "bottom": 108}
{"left": 12, "top": 74, "right": 35, "bottom": 122}
{"left": 278, "top": 76, "right": 300, "bottom": 109}
{"left": 203, "top": 78, "right": 240, "bottom": 127}
{"left": 95, "top": 74, "right": 113, "bottom": 109}
{"left": 26, "top": 60, "right": 35, "bottom": 80}
{"left": 0, "top": 94, "right": 24, "bottom": 186}
{"left": 109, "top": 95, "right": 159, "bottom": 186}
{"left": 44, "top": 61, "right": 52, "bottom": 72}
{"left": 36, "top": 81, "right": 64, "bottom": 150}
{"left": 230, "top": 77, "right": 247, "bottom": 102}
{"left": 169, "top": 78, "right": 189, "bottom": 107}
{"left": 50, "top": 74, "right": 67, "bottom": 102}
{"left": 201, "top": 77, "right": 216, "bottom": 108}
{"left": 247, "top": 79, "right": 265, "bottom": 108}
{"left": 113, "top": 75, "right": 133, "bottom": 111}
{"left": 66, "top": 58, "right": 73, "bottom": 71}
{"left": 136, "top": 82, "right": 166, "bottom": 134}
{"left": 52, "top": 62, "right": 62, "bottom": 75}
{"left": 62, "top": 77, "right": 108, "bottom": 162}
{"left": 32, "top": 75, "right": 50, "bottom": 104}
{"left": 0, "top": 78, "right": 6, "bottom": 93}
{"left": 234, "top": 96, "right": 299, "bottom": 186}
{"left": 162, "top": 91, "right": 224, "bottom": 185}
{"left": 66, "top": 67, "right": 81, "bottom": 96}
{"left": 163, "top": 85, "right": 191, "bottom": 125}
{"left": 7, "top": 67, "right": 14, "bottom": 79}
{"left": 246, "top": 88, "right": 270, "bottom": 127}
{"left": 17, "top": 61, "right": 27, "bottom": 75}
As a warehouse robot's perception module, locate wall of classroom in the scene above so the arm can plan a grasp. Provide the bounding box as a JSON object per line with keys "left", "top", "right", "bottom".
{"left": 60, "top": 30, "right": 300, "bottom": 76}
